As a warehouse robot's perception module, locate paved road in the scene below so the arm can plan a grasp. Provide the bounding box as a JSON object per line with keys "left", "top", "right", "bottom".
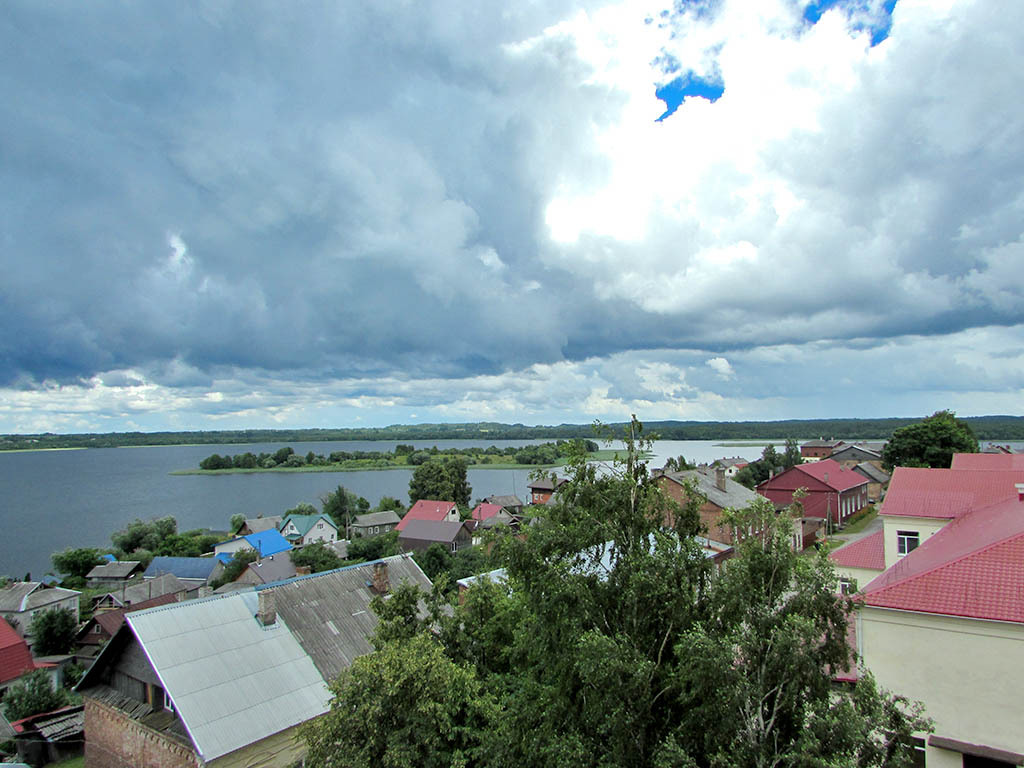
{"left": 828, "top": 512, "right": 883, "bottom": 546}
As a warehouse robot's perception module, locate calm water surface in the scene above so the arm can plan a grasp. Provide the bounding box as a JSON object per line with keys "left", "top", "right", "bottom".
{"left": 0, "top": 439, "right": 768, "bottom": 579}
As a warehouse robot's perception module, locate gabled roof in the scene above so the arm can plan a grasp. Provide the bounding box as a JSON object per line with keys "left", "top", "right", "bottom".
{"left": 0, "top": 582, "right": 79, "bottom": 613}
{"left": 829, "top": 444, "right": 882, "bottom": 461}
{"left": 279, "top": 514, "right": 337, "bottom": 539}
{"left": 471, "top": 503, "right": 505, "bottom": 522}
{"left": 528, "top": 477, "right": 566, "bottom": 492}
{"left": 79, "top": 555, "right": 431, "bottom": 763}
{"left": 660, "top": 469, "right": 760, "bottom": 509}
{"left": 95, "top": 573, "right": 187, "bottom": 608}
{"left": 396, "top": 500, "right": 458, "bottom": 531}
{"left": 0, "top": 618, "right": 36, "bottom": 684}
{"left": 398, "top": 519, "right": 469, "bottom": 544}
{"left": 862, "top": 497, "right": 1024, "bottom": 623}
{"left": 950, "top": 453, "right": 1024, "bottom": 471}
{"left": 802, "top": 439, "right": 844, "bottom": 448}
{"left": 244, "top": 529, "right": 292, "bottom": 557}
{"left": 86, "top": 561, "right": 142, "bottom": 580}
{"left": 351, "top": 510, "right": 402, "bottom": 527}
{"left": 852, "top": 462, "right": 890, "bottom": 484}
{"left": 789, "top": 459, "right": 868, "bottom": 492}
{"left": 243, "top": 552, "right": 297, "bottom": 585}
{"left": 240, "top": 516, "right": 282, "bottom": 534}
{"left": 83, "top": 592, "right": 181, "bottom": 639}
{"left": 828, "top": 530, "right": 885, "bottom": 572}
{"left": 486, "top": 494, "right": 524, "bottom": 508}
{"left": 144, "top": 557, "right": 220, "bottom": 581}
{"left": 880, "top": 467, "right": 1024, "bottom": 519}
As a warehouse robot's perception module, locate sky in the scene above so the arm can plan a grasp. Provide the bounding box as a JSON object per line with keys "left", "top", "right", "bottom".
{"left": 1, "top": 0, "right": 1022, "bottom": 433}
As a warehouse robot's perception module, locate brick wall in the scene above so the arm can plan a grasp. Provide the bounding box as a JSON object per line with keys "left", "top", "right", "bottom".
{"left": 84, "top": 697, "right": 199, "bottom": 768}
{"left": 656, "top": 478, "right": 735, "bottom": 544}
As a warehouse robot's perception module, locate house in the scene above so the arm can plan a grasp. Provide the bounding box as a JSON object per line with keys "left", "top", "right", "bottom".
{"left": 85, "top": 561, "right": 144, "bottom": 588}
{"left": 828, "top": 530, "right": 886, "bottom": 594}
{"left": 799, "top": 439, "right": 844, "bottom": 459}
{"left": 235, "top": 551, "right": 298, "bottom": 586}
{"left": 827, "top": 444, "right": 884, "bottom": 470}
{"left": 757, "top": 459, "right": 869, "bottom": 530}
{"left": 851, "top": 462, "right": 890, "bottom": 502}
{"left": 527, "top": 477, "right": 567, "bottom": 505}
{"left": 470, "top": 502, "right": 518, "bottom": 529}
{"left": 75, "top": 593, "right": 181, "bottom": 665}
{"left": 92, "top": 573, "right": 190, "bottom": 611}
{"left": 398, "top": 519, "right": 473, "bottom": 554}
{"left": 0, "top": 583, "right": 80, "bottom": 643}
{"left": 656, "top": 468, "right": 761, "bottom": 546}
{"left": 212, "top": 529, "right": 292, "bottom": 560}
{"left": 235, "top": 515, "right": 283, "bottom": 536}
{"left": 395, "top": 500, "right": 459, "bottom": 532}
{"left": 77, "top": 555, "right": 431, "bottom": 768}
{"left": 278, "top": 514, "right": 339, "bottom": 547}
{"left": 349, "top": 510, "right": 401, "bottom": 538}
{"left": 710, "top": 457, "right": 749, "bottom": 477}
{"left": 143, "top": 557, "right": 223, "bottom": 590}
{"left": 855, "top": 480, "right": 1024, "bottom": 766}
{"left": 485, "top": 494, "right": 524, "bottom": 516}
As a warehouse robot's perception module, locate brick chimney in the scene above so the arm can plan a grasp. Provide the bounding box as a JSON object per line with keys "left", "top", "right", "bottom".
{"left": 715, "top": 467, "right": 727, "bottom": 492}
{"left": 257, "top": 589, "right": 276, "bottom": 627}
{"left": 371, "top": 561, "right": 390, "bottom": 595}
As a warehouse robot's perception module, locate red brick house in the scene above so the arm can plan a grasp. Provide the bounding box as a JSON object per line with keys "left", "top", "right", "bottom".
{"left": 527, "top": 477, "right": 567, "bottom": 505}
{"left": 799, "top": 439, "right": 844, "bottom": 459}
{"left": 655, "top": 468, "right": 759, "bottom": 545}
{"left": 757, "top": 459, "right": 868, "bottom": 529}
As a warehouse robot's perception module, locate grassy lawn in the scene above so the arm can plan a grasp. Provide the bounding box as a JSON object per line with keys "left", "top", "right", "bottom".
{"left": 47, "top": 756, "right": 84, "bottom": 768}
{"left": 838, "top": 506, "right": 878, "bottom": 535}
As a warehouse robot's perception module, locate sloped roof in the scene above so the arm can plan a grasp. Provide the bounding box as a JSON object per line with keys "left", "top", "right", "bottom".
{"left": 244, "top": 530, "right": 292, "bottom": 557}
{"left": 829, "top": 444, "right": 882, "bottom": 461}
{"left": 279, "top": 514, "right": 337, "bottom": 539}
{"left": 399, "top": 519, "right": 469, "bottom": 544}
{"left": 471, "top": 503, "right": 505, "bottom": 522}
{"left": 486, "top": 495, "right": 523, "bottom": 508}
{"left": 852, "top": 462, "right": 890, "bottom": 484}
{"left": 351, "top": 510, "right": 402, "bottom": 527}
{"left": 528, "top": 477, "right": 566, "bottom": 492}
{"left": 0, "top": 617, "right": 36, "bottom": 684}
{"left": 950, "top": 453, "right": 1024, "bottom": 471}
{"left": 396, "top": 500, "right": 457, "bottom": 531}
{"left": 84, "top": 592, "right": 181, "bottom": 639}
{"left": 863, "top": 497, "right": 1024, "bottom": 623}
{"left": 802, "top": 439, "right": 844, "bottom": 448}
{"left": 243, "top": 552, "right": 297, "bottom": 585}
{"left": 97, "top": 573, "right": 188, "bottom": 607}
{"left": 241, "top": 516, "right": 282, "bottom": 534}
{"left": 791, "top": 460, "right": 868, "bottom": 492}
{"left": 828, "top": 530, "right": 885, "bottom": 571}
{"left": 144, "top": 557, "right": 219, "bottom": 581}
{"left": 880, "top": 467, "right": 1024, "bottom": 519}
{"left": 0, "top": 582, "right": 79, "bottom": 613}
{"left": 86, "top": 561, "right": 142, "bottom": 580}
{"left": 661, "top": 468, "right": 759, "bottom": 510}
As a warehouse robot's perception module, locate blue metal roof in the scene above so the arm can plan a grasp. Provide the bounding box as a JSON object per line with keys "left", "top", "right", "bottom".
{"left": 144, "top": 556, "right": 219, "bottom": 581}
{"left": 243, "top": 530, "right": 291, "bottom": 557}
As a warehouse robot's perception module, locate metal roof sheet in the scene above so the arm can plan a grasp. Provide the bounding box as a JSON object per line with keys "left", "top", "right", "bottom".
{"left": 126, "top": 592, "right": 329, "bottom": 763}
{"left": 144, "top": 557, "right": 219, "bottom": 581}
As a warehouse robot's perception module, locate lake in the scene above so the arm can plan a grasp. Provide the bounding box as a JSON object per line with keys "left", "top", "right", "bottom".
{"left": 0, "top": 439, "right": 770, "bottom": 579}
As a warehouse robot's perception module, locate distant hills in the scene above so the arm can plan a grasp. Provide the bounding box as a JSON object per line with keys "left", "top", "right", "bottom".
{"left": 2, "top": 415, "right": 1023, "bottom": 450}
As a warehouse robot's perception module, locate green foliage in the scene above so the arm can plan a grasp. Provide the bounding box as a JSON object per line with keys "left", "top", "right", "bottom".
{"left": 663, "top": 454, "right": 696, "bottom": 471}
{"left": 229, "top": 513, "right": 245, "bottom": 534}
{"left": 882, "top": 409, "right": 979, "bottom": 471}
{"left": 209, "top": 549, "right": 258, "bottom": 589}
{"left": 62, "top": 662, "right": 84, "bottom": 689}
{"left": 408, "top": 459, "right": 472, "bottom": 507}
{"left": 51, "top": 548, "right": 104, "bottom": 585}
{"left": 782, "top": 437, "right": 802, "bottom": 469}
{"left": 285, "top": 502, "right": 318, "bottom": 517}
{"left": 110, "top": 517, "right": 177, "bottom": 555}
{"left": 347, "top": 531, "right": 400, "bottom": 563}
{"left": 414, "top": 543, "right": 454, "bottom": 581}
{"left": 302, "top": 632, "right": 496, "bottom": 768}
{"left": 29, "top": 607, "right": 77, "bottom": 656}
{"left": 3, "top": 670, "right": 71, "bottom": 721}
{"left": 376, "top": 496, "right": 405, "bottom": 513}
{"left": 291, "top": 542, "right": 343, "bottom": 574}
{"left": 321, "top": 485, "right": 370, "bottom": 529}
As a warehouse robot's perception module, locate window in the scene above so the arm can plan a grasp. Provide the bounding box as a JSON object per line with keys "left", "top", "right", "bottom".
{"left": 897, "top": 530, "right": 919, "bottom": 556}
{"left": 839, "top": 578, "right": 857, "bottom": 595}
{"left": 317, "top": 522, "right": 323, "bottom": 529}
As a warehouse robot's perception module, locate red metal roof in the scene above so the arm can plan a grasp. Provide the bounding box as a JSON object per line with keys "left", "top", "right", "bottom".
{"left": 0, "top": 617, "right": 36, "bottom": 684}
{"left": 880, "top": 467, "right": 1024, "bottom": 519}
{"left": 951, "top": 453, "right": 1024, "bottom": 471}
{"left": 862, "top": 496, "right": 1024, "bottom": 623}
{"left": 791, "top": 460, "right": 868, "bottom": 492}
{"left": 471, "top": 503, "right": 504, "bottom": 522}
{"left": 396, "top": 500, "right": 458, "bottom": 532}
{"left": 828, "top": 530, "right": 885, "bottom": 571}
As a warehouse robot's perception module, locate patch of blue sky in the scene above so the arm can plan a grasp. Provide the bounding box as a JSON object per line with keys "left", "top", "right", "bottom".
{"left": 803, "top": 0, "right": 897, "bottom": 46}
{"left": 655, "top": 73, "right": 724, "bottom": 122}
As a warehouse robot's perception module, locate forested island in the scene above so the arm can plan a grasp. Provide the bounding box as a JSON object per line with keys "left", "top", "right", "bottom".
{"left": 177, "top": 440, "right": 606, "bottom": 474}
{"left": 3, "top": 414, "right": 1024, "bottom": 451}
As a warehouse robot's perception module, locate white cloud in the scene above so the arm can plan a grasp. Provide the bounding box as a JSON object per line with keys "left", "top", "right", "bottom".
{"left": 706, "top": 357, "right": 735, "bottom": 380}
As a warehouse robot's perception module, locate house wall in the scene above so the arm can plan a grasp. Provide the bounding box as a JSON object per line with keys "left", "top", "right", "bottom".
{"left": 880, "top": 515, "right": 949, "bottom": 570}
{"left": 859, "top": 606, "right": 1024, "bottom": 760}
{"left": 832, "top": 565, "right": 883, "bottom": 593}
{"left": 299, "top": 521, "right": 337, "bottom": 546}
{"left": 84, "top": 696, "right": 199, "bottom": 768}
{"left": 655, "top": 477, "right": 736, "bottom": 544}
{"left": 214, "top": 539, "right": 252, "bottom": 557}
{"left": 206, "top": 725, "right": 307, "bottom": 768}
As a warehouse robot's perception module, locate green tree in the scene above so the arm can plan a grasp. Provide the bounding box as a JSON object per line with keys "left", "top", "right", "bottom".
{"left": 321, "top": 485, "right": 370, "bottom": 530}
{"left": 29, "top": 607, "right": 77, "bottom": 655}
{"left": 2, "top": 670, "right": 71, "bottom": 721}
{"left": 51, "top": 547, "right": 104, "bottom": 587}
{"left": 414, "top": 543, "right": 454, "bottom": 581}
{"left": 210, "top": 549, "right": 258, "bottom": 589}
{"left": 347, "top": 531, "right": 400, "bottom": 563}
{"left": 376, "top": 496, "right": 405, "bottom": 514}
{"left": 301, "top": 632, "right": 496, "bottom": 768}
{"left": 291, "top": 541, "right": 343, "bottom": 574}
{"left": 111, "top": 517, "right": 177, "bottom": 554}
{"left": 408, "top": 460, "right": 472, "bottom": 507}
{"left": 882, "top": 409, "right": 979, "bottom": 471}
{"left": 230, "top": 513, "right": 245, "bottom": 534}
{"left": 781, "top": 437, "right": 802, "bottom": 469}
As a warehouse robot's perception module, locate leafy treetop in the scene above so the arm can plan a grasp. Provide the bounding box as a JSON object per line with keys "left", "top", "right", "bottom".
{"left": 882, "top": 409, "right": 979, "bottom": 470}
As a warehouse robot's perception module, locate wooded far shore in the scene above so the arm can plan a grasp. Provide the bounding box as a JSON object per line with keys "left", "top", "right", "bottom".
{"left": 3, "top": 414, "right": 1024, "bottom": 451}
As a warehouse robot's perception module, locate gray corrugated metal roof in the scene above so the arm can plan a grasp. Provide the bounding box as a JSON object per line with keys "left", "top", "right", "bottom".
{"left": 126, "top": 592, "right": 329, "bottom": 763}
{"left": 352, "top": 510, "right": 402, "bottom": 527}
{"left": 663, "top": 469, "right": 759, "bottom": 509}
{"left": 87, "top": 561, "right": 142, "bottom": 579}
{"left": 853, "top": 462, "right": 890, "bottom": 483}
{"left": 398, "top": 518, "right": 468, "bottom": 543}
{"left": 97, "top": 573, "right": 187, "bottom": 606}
